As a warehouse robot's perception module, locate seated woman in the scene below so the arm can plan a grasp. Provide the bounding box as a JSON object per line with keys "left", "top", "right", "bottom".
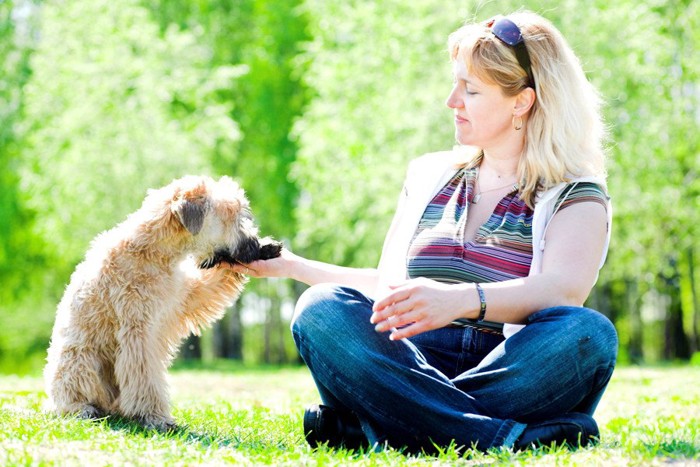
{"left": 231, "top": 11, "right": 618, "bottom": 453}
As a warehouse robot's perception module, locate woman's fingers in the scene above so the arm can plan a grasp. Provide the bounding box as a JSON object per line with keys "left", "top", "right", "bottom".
{"left": 389, "top": 321, "right": 429, "bottom": 341}
{"left": 373, "top": 305, "right": 430, "bottom": 332}
{"left": 370, "top": 295, "right": 416, "bottom": 326}
{"left": 372, "top": 283, "right": 413, "bottom": 313}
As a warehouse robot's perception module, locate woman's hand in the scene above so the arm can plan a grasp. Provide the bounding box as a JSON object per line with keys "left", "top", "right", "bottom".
{"left": 224, "top": 248, "right": 298, "bottom": 279}
{"left": 370, "top": 277, "right": 476, "bottom": 340}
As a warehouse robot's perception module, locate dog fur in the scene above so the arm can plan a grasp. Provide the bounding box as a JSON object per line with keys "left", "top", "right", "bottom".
{"left": 44, "top": 175, "right": 281, "bottom": 430}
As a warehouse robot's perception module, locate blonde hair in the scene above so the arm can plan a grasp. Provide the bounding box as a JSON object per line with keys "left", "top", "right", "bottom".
{"left": 448, "top": 12, "right": 607, "bottom": 207}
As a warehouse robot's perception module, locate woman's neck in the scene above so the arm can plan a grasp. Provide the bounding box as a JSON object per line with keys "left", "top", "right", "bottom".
{"left": 479, "top": 149, "right": 521, "bottom": 180}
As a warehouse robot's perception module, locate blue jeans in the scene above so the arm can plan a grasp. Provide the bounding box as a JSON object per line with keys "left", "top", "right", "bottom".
{"left": 290, "top": 284, "right": 618, "bottom": 452}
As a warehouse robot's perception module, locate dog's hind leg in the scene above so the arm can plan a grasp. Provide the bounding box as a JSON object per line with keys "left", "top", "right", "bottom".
{"left": 114, "top": 318, "right": 175, "bottom": 431}
{"left": 45, "top": 346, "right": 110, "bottom": 419}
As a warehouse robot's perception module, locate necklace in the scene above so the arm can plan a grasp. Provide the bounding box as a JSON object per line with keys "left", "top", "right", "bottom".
{"left": 472, "top": 170, "right": 519, "bottom": 204}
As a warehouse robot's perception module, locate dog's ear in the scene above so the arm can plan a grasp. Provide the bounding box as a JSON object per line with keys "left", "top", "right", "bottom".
{"left": 172, "top": 197, "right": 208, "bottom": 235}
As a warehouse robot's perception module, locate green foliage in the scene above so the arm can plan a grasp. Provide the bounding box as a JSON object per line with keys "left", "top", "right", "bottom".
{"left": 580, "top": 0, "right": 700, "bottom": 284}
{"left": 1, "top": 366, "right": 698, "bottom": 464}
{"left": 228, "top": 0, "right": 309, "bottom": 240}
{"left": 293, "top": 0, "right": 700, "bottom": 278}
{"left": 144, "top": 0, "right": 309, "bottom": 364}
{"left": 19, "top": 0, "right": 241, "bottom": 263}
{"left": 292, "top": 0, "right": 699, "bottom": 358}
{"left": 0, "top": 1, "right": 45, "bottom": 299}
{"left": 0, "top": 1, "right": 61, "bottom": 367}
{"left": 293, "top": 0, "right": 469, "bottom": 266}
{"left": 3, "top": 0, "right": 246, "bottom": 369}
{"left": 146, "top": 0, "right": 309, "bottom": 240}
{"left": 0, "top": 0, "right": 698, "bottom": 366}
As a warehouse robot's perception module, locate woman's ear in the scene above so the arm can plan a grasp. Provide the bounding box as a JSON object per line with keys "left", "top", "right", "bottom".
{"left": 513, "top": 87, "right": 536, "bottom": 117}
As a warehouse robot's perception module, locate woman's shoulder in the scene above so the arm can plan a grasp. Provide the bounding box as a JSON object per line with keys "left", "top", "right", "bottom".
{"left": 537, "top": 176, "right": 608, "bottom": 203}
{"left": 560, "top": 180, "right": 608, "bottom": 196}
{"left": 554, "top": 181, "right": 609, "bottom": 210}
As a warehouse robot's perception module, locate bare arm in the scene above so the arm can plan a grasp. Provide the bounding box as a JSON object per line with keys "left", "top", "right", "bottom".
{"left": 226, "top": 249, "right": 379, "bottom": 297}
{"left": 371, "top": 201, "right": 608, "bottom": 340}
{"left": 477, "top": 202, "right": 608, "bottom": 319}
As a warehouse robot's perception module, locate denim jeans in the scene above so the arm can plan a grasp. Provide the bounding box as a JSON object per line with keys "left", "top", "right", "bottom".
{"left": 291, "top": 284, "right": 618, "bottom": 452}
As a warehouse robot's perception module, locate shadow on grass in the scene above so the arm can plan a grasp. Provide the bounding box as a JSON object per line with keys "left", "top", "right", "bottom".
{"left": 100, "top": 414, "right": 241, "bottom": 447}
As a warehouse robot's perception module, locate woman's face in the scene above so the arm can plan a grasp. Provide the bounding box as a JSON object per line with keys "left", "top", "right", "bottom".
{"left": 446, "top": 60, "right": 517, "bottom": 147}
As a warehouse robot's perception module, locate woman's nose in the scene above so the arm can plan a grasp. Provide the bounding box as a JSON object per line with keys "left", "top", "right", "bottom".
{"left": 445, "top": 86, "right": 463, "bottom": 109}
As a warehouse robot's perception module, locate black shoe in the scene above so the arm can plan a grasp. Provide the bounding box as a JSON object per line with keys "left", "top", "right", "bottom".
{"left": 303, "top": 404, "right": 367, "bottom": 450}
{"left": 515, "top": 413, "right": 599, "bottom": 450}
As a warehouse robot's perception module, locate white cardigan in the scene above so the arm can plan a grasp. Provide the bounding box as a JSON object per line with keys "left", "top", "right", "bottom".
{"left": 373, "top": 150, "right": 612, "bottom": 338}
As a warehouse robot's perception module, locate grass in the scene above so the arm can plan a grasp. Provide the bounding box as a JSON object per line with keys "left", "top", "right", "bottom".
{"left": 1, "top": 363, "right": 698, "bottom": 466}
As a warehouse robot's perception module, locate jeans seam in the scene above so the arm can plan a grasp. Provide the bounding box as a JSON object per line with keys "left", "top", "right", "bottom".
{"left": 515, "top": 359, "right": 615, "bottom": 419}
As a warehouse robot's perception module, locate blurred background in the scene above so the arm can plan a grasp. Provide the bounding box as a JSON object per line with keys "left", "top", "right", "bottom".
{"left": 0, "top": 0, "right": 697, "bottom": 374}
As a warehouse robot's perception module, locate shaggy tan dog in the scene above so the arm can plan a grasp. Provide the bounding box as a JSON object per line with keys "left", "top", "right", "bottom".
{"left": 44, "top": 175, "right": 281, "bottom": 430}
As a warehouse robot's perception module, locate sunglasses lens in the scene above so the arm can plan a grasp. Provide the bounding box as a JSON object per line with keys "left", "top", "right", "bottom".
{"left": 487, "top": 16, "right": 535, "bottom": 88}
{"left": 491, "top": 18, "right": 522, "bottom": 46}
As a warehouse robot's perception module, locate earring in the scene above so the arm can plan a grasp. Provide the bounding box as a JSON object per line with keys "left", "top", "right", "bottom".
{"left": 512, "top": 115, "right": 524, "bottom": 131}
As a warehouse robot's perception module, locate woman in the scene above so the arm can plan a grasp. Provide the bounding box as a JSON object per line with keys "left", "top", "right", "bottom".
{"left": 230, "top": 11, "right": 618, "bottom": 452}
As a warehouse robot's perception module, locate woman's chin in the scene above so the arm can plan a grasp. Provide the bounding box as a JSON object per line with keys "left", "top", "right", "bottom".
{"left": 455, "top": 134, "right": 472, "bottom": 146}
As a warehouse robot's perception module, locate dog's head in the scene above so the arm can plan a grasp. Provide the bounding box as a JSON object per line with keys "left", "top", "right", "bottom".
{"left": 141, "top": 175, "right": 270, "bottom": 264}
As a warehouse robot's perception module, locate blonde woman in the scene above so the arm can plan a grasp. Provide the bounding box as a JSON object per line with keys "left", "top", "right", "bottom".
{"left": 232, "top": 11, "right": 617, "bottom": 452}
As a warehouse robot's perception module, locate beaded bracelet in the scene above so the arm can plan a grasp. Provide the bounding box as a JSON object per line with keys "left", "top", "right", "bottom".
{"left": 475, "top": 283, "right": 487, "bottom": 321}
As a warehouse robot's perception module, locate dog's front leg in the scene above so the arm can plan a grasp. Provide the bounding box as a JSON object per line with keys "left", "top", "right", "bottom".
{"left": 114, "top": 314, "right": 175, "bottom": 431}
{"left": 177, "top": 268, "right": 247, "bottom": 335}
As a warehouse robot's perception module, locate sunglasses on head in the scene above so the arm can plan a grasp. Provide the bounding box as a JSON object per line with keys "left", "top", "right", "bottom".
{"left": 486, "top": 16, "right": 535, "bottom": 89}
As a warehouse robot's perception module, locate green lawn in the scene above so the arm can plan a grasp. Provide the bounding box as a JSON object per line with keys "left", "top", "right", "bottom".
{"left": 1, "top": 363, "right": 698, "bottom": 465}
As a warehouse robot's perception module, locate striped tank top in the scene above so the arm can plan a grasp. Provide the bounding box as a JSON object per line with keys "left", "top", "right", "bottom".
{"left": 407, "top": 167, "right": 608, "bottom": 285}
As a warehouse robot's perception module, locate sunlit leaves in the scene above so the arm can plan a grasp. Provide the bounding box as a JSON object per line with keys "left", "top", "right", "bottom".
{"left": 19, "top": 0, "right": 240, "bottom": 260}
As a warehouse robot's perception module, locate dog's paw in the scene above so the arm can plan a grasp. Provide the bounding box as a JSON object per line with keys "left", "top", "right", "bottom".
{"left": 199, "top": 250, "right": 236, "bottom": 269}
{"left": 138, "top": 414, "right": 177, "bottom": 432}
{"left": 258, "top": 238, "right": 283, "bottom": 260}
{"left": 77, "top": 404, "right": 106, "bottom": 420}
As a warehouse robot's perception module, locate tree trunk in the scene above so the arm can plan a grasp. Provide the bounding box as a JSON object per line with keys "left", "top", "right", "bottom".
{"left": 212, "top": 304, "right": 244, "bottom": 360}
{"left": 273, "top": 294, "right": 288, "bottom": 364}
{"left": 587, "top": 282, "right": 612, "bottom": 319}
{"left": 625, "top": 279, "right": 643, "bottom": 363}
{"left": 263, "top": 301, "right": 272, "bottom": 364}
{"left": 180, "top": 334, "right": 202, "bottom": 360}
{"left": 227, "top": 303, "right": 244, "bottom": 360}
{"left": 662, "top": 258, "right": 691, "bottom": 360}
{"left": 263, "top": 295, "right": 286, "bottom": 364}
{"left": 687, "top": 247, "right": 699, "bottom": 354}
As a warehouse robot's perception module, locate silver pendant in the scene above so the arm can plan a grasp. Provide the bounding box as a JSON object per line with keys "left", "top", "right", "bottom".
{"left": 472, "top": 193, "right": 481, "bottom": 204}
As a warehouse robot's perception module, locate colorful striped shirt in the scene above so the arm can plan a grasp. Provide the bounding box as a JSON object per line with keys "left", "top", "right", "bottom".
{"left": 406, "top": 167, "right": 607, "bottom": 285}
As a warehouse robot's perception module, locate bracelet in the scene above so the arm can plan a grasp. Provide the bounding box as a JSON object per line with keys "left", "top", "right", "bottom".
{"left": 475, "top": 283, "right": 487, "bottom": 321}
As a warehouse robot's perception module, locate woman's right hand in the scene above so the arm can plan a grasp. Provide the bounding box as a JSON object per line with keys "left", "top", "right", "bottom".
{"left": 225, "top": 248, "right": 298, "bottom": 279}
{"left": 225, "top": 247, "right": 378, "bottom": 293}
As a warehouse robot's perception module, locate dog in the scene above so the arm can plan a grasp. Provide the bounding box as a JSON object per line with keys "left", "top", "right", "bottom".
{"left": 44, "top": 175, "right": 282, "bottom": 430}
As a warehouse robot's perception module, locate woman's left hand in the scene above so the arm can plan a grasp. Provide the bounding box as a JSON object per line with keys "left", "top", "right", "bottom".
{"left": 370, "top": 278, "right": 475, "bottom": 340}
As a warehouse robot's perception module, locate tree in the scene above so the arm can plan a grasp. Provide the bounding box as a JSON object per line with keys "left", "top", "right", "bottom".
{"left": 294, "top": 0, "right": 465, "bottom": 268}
{"left": 292, "top": 0, "right": 699, "bottom": 361}
{"left": 146, "top": 0, "right": 309, "bottom": 363}
{"left": 12, "top": 0, "right": 242, "bottom": 369}
{"left": 19, "top": 0, "right": 242, "bottom": 264}
{"left": 0, "top": 0, "right": 57, "bottom": 372}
